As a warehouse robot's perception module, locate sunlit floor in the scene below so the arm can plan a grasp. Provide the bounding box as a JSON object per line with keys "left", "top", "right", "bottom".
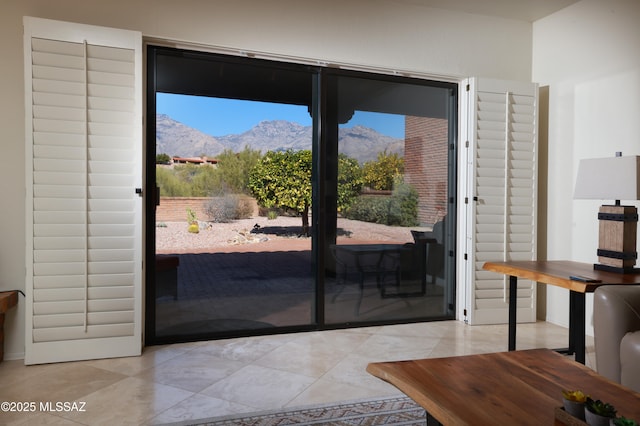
{"left": 0, "top": 320, "right": 595, "bottom": 425}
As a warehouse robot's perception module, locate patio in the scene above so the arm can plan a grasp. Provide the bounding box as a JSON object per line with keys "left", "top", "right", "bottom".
{"left": 153, "top": 218, "right": 448, "bottom": 340}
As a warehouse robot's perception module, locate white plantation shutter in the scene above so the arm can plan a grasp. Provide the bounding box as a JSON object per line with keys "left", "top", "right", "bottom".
{"left": 461, "top": 77, "right": 538, "bottom": 325}
{"left": 24, "top": 17, "right": 142, "bottom": 364}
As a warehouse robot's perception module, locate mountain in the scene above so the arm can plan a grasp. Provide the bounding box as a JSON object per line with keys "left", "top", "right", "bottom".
{"left": 156, "top": 114, "right": 226, "bottom": 158}
{"left": 217, "top": 120, "right": 313, "bottom": 153}
{"left": 156, "top": 115, "right": 403, "bottom": 163}
{"left": 338, "top": 125, "right": 404, "bottom": 163}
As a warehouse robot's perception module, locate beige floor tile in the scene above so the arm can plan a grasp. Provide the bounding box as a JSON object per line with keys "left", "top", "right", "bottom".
{"left": 188, "top": 333, "right": 298, "bottom": 363}
{"left": 353, "top": 333, "right": 439, "bottom": 361}
{"left": 289, "top": 328, "right": 373, "bottom": 350}
{"left": 0, "top": 320, "right": 596, "bottom": 425}
{"left": 200, "top": 364, "right": 316, "bottom": 410}
{"left": 0, "top": 362, "right": 126, "bottom": 405}
{"left": 135, "top": 351, "right": 246, "bottom": 393}
{"left": 286, "top": 376, "right": 401, "bottom": 407}
{"left": 252, "top": 339, "right": 350, "bottom": 378}
{"left": 146, "top": 393, "right": 254, "bottom": 425}
{"left": 321, "top": 353, "right": 400, "bottom": 392}
{"left": 56, "top": 376, "right": 192, "bottom": 426}
{"left": 371, "top": 320, "right": 464, "bottom": 338}
{"left": 4, "top": 411, "right": 86, "bottom": 425}
{"left": 84, "top": 342, "right": 203, "bottom": 377}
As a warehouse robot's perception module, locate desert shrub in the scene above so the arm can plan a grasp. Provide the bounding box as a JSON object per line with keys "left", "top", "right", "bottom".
{"left": 343, "top": 195, "right": 390, "bottom": 224}
{"left": 205, "top": 194, "right": 253, "bottom": 223}
{"left": 236, "top": 197, "right": 254, "bottom": 219}
{"left": 344, "top": 182, "right": 419, "bottom": 227}
{"left": 216, "top": 147, "right": 262, "bottom": 194}
{"left": 156, "top": 163, "right": 230, "bottom": 197}
{"left": 186, "top": 208, "right": 200, "bottom": 233}
{"left": 387, "top": 182, "right": 419, "bottom": 227}
{"left": 156, "top": 166, "right": 192, "bottom": 196}
{"left": 186, "top": 207, "right": 198, "bottom": 224}
{"left": 337, "top": 154, "right": 363, "bottom": 213}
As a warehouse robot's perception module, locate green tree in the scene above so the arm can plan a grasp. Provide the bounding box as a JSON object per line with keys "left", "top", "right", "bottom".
{"left": 215, "top": 147, "right": 262, "bottom": 194}
{"left": 156, "top": 166, "right": 191, "bottom": 196}
{"left": 156, "top": 153, "right": 171, "bottom": 164}
{"left": 157, "top": 164, "right": 221, "bottom": 197}
{"left": 249, "top": 149, "right": 312, "bottom": 235}
{"left": 190, "top": 165, "right": 220, "bottom": 197}
{"left": 362, "top": 151, "right": 404, "bottom": 191}
{"left": 337, "top": 153, "right": 363, "bottom": 213}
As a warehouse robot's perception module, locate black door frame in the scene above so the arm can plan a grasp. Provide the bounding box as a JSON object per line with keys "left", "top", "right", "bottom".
{"left": 145, "top": 45, "right": 458, "bottom": 346}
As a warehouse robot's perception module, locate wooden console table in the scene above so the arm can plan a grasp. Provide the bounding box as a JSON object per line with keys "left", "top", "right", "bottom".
{"left": 367, "top": 349, "right": 640, "bottom": 425}
{"left": 0, "top": 291, "right": 19, "bottom": 361}
{"left": 482, "top": 260, "right": 640, "bottom": 364}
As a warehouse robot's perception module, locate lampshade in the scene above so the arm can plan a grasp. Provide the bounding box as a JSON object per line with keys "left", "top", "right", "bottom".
{"left": 573, "top": 155, "right": 640, "bottom": 201}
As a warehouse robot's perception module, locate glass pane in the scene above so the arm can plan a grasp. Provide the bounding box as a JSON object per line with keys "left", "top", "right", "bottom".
{"left": 325, "top": 75, "right": 454, "bottom": 324}
{"left": 154, "top": 94, "right": 315, "bottom": 339}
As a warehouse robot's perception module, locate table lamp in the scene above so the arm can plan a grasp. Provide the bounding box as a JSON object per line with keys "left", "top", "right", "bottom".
{"left": 574, "top": 154, "right": 640, "bottom": 273}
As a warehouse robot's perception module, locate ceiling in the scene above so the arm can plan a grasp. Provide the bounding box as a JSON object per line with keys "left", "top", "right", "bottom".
{"left": 392, "top": 0, "right": 580, "bottom": 22}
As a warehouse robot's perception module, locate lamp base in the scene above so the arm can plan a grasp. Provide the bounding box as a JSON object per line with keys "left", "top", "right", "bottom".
{"left": 596, "top": 205, "right": 638, "bottom": 272}
{"left": 593, "top": 263, "right": 640, "bottom": 274}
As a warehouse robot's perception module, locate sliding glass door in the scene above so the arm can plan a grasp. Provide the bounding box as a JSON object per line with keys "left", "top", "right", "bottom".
{"left": 322, "top": 71, "right": 457, "bottom": 324}
{"left": 146, "top": 48, "right": 317, "bottom": 343}
{"left": 145, "top": 46, "right": 456, "bottom": 345}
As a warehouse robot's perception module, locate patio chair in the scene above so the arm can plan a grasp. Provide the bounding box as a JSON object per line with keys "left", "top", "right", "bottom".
{"left": 329, "top": 244, "right": 400, "bottom": 315}
{"left": 411, "top": 217, "right": 446, "bottom": 285}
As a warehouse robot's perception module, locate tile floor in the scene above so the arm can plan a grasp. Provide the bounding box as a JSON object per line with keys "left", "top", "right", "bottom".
{"left": 0, "top": 320, "right": 595, "bottom": 425}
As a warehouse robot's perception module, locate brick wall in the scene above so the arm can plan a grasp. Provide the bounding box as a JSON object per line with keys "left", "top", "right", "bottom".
{"left": 156, "top": 197, "right": 210, "bottom": 222}
{"left": 156, "top": 197, "right": 258, "bottom": 222}
{"left": 404, "top": 116, "right": 449, "bottom": 226}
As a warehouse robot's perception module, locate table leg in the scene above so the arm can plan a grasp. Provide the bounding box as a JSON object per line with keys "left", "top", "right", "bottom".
{"left": 426, "top": 411, "right": 443, "bottom": 426}
{"left": 571, "top": 291, "right": 586, "bottom": 364}
{"left": 509, "top": 275, "right": 517, "bottom": 351}
{"left": 567, "top": 291, "right": 576, "bottom": 355}
{"left": 554, "top": 291, "right": 586, "bottom": 364}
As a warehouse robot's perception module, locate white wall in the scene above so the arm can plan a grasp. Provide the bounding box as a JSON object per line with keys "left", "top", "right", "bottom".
{"left": 0, "top": 0, "right": 535, "bottom": 359}
{"left": 533, "top": 0, "right": 640, "bottom": 333}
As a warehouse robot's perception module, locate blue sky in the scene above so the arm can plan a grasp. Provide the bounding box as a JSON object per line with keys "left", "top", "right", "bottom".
{"left": 157, "top": 93, "right": 405, "bottom": 139}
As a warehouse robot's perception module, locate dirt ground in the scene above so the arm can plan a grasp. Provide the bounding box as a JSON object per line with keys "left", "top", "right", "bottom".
{"left": 155, "top": 216, "right": 422, "bottom": 254}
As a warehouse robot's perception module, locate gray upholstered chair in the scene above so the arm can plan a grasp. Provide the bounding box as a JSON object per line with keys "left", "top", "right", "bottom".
{"left": 593, "top": 285, "right": 640, "bottom": 392}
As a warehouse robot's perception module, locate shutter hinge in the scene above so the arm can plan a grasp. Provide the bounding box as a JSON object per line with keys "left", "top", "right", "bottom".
{"left": 465, "top": 197, "right": 468, "bottom": 204}
{"left": 465, "top": 140, "right": 469, "bottom": 148}
{"left": 463, "top": 308, "right": 468, "bottom": 316}
{"left": 464, "top": 253, "right": 468, "bottom": 260}
{"left": 466, "top": 84, "right": 470, "bottom": 91}
{"left": 135, "top": 188, "right": 143, "bottom": 197}
{"left": 448, "top": 250, "right": 454, "bottom": 257}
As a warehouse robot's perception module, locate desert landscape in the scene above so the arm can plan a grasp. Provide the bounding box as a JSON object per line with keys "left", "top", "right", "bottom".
{"left": 155, "top": 216, "right": 418, "bottom": 254}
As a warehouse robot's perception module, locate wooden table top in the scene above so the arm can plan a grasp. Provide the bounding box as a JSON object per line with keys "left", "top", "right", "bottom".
{"left": 0, "top": 291, "right": 18, "bottom": 314}
{"left": 367, "top": 349, "right": 640, "bottom": 425}
{"left": 483, "top": 260, "right": 640, "bottom": 293}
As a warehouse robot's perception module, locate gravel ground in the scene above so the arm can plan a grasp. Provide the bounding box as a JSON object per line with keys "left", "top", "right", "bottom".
{"left": 155, "top": 216, "right": 419, "bottom": 253}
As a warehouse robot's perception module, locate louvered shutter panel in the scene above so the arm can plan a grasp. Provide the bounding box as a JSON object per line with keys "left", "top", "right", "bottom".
{"left": 463, "top": 78, "right": 538, "bottom": 325}
{"left": 24, "top": 17, "right": 142, "bottom": 364}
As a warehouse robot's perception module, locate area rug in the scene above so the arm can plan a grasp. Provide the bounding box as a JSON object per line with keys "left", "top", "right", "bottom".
{"left": 165, "top": 395, "right": 425, "bottom": 426}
